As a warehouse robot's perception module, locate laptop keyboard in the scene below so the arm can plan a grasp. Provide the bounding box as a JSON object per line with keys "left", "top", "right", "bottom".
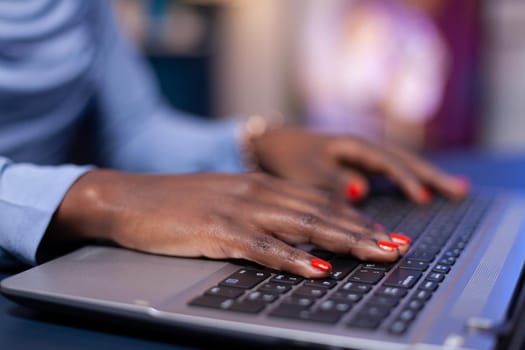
{"left": 188, "top": 194, "right": 492, "bottom": 335}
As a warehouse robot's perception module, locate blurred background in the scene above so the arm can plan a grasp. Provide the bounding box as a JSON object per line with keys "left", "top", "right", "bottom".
{"left": 112, "top": 0, "right": 525, "bottom": 155}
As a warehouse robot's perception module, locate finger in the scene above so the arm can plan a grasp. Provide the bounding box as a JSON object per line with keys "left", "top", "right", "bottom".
{"left": 253, "top": 174, "right": 375, "bottom": 226}
{"left": 237, "top": 231, "right": 333, "bottom": 278}
{"left": 250, "top": 203, "right": 408, "bottom": 261}
{"left": 259, "top": 174, "right": 339, "bottom": 207}
{"left": 328, "top": 139, "right": 432, "bottom": 204}
{"left": 388, "top": 146, "right": 471, "bottom": 200}
{"left": 344, "top": 169, "right": 370, "bottom": 203}
{"left": 323, "top": 166, "right": 371, "bottom": 203}
{"left": 260, "top": 196, "right": 414, "bottom": 255}
{"left": 300, "top": 157, "right": 372, "bottom": 203}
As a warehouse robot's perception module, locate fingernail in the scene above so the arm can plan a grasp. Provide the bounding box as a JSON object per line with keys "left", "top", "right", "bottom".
{"left": 390, "top": 232, "right": 411, "bottom": 245}
{"left": 374, "top": 223, "right": 386, "bottom": 231}
{"left": 311, "top": 258, "right": 332, "bottom": 272}
{"left": 455, "top": 175, "right": 471, "bottom": 192}
{"left": 377, "top": 240, "right": 399, "bottom": 251}
{"left": 346, "top": 180, "right": 365, "bottom": 201}
{"left": 419, "top": 187, "right": 432, "bottom": 204}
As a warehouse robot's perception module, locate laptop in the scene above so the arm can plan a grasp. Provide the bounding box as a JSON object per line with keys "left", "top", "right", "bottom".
{"left": 2, "top": 185, "right": 525, "bottom": 350}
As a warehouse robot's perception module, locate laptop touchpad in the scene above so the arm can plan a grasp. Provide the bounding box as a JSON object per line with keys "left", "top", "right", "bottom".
{"left": 10, "top": 246, "right": 228, "bottom": 306}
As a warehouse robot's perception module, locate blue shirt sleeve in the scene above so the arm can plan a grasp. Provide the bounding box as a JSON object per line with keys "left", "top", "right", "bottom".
{"left": 0, "top": 1, "right": 249, "bottom": 269}
{"left": 0, "top": 157, "right": 92, "bottom": 267}
{"left": 91, "top": 1, "right": 247, "bottom": 174}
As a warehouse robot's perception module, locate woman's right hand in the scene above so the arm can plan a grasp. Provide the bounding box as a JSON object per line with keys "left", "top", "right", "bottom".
{"left": 47, "top": 170, "right": 411, "bottom": 278}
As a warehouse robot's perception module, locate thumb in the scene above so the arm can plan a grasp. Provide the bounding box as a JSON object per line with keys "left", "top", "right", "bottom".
{"left": 341, "top": 169, "right": 370, "bottom": 203}
{"left": 313, "top": 160, "right": 370, "bottom": 202}
{"left": 302, "top": 161, "right": 370, "bottom": 203}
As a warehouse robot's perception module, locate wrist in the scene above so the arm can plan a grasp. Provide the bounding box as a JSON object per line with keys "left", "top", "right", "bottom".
{"left": 238, "top": 113, "right": 283, "bottom": 171}
{"left": 46, "top": 169, "right": 124, "bottom": 243}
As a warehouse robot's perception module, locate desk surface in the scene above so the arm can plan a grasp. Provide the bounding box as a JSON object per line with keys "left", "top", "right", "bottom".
{"left": 1, "top": 151, "right": 524, "bottom": 350}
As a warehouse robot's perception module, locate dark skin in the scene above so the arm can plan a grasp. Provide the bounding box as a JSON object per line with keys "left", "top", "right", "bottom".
{"left": 46, "top": 127, "right": 469, "bottom": 278}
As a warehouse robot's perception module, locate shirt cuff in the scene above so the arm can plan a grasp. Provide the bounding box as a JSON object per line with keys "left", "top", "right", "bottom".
{"left": 0, "top": 162, "right": 94, "bottom": 266}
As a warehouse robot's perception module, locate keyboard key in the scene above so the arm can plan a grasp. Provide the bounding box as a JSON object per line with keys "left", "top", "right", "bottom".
{"left": 338, "top": 281, "right": 372, "bottom": 294}
{"left": 319, "top": 299, "right": 352, "bottom": 313}
{"left": 293, "top": 286, "right": 327, "bottom": 298}
{"left": 269, "top": 304, "right": 310, "bottom": 319}
{"left": 189, "top": 295, "right": 234, "bottom": 309}
{"left": 389, "top": 320, "right": 409, "bottom": 334}
{"left": 419, "top": 281, "right": 439, "bottom": 292}
{"left": 329, "top": 257, "right": 360, "bottom": 280}
{"left": 205, "top": 286, "right": 244, "bottom": 298}
{"left": 283, "top": 296, "right": 315, "bottom": 308}
{"left": 258, "top": 282, "right": 291, "bottom": 294}
{"left": 219, "top": 269, "right": 271, "bottom": 289}
{"left": 414, "top": 290, "right": 432, "bottom": 301}
{"left": 304, "top": 279, "right": 337, "bottom": 289}
{"left": 229, "top": 300, "right": 266, "bottom": 313}
{"left": 269, "top": 304, "right": 342, "bottom": 324}
{"left": 398, "top": 309, "right": 417, "bottom": 322}
{"left": 426, "top": 272, "right": 445, "bottom": 282}
{"left": 406, "top": 298, "right": 424, "bottom": 311}
{"left": 189, "top": 295, "right": 265, "bottom": 314}
{"left": 414, "top": 243, "right": 441, "bottom": 256}
{"left": 444, "top": 249, "right": 461, "bottom": 258}
{"left": 376, "top": 286, "right": 408, "bottom": 298}
{"left": 357, "top": 304, "right": 391, "bottom": 319}
{"left": 361, "top": 262, "right": 395, "bottom": 271}
{"left": 349, "top": 269, "right": 385, "bottom": 284}
{"left": 310, "top": 249, "right": 335, "bottom": 261}
{"left": 383, "top": 269, "right": 422, "bottom": 289}
{"left": 271, "top": 274, "right": 303, "bottom": 285}
{"left": 406, "top": 250, "right": 436, "bottom": 262}
{"left": 246, "top": 291, "right": 279, "bottom": 303}
{"left": 307, "top": 309, "right": 344, "bottom": 324}
{"left": 367, "top": 295, "right": 399, "bottom": 308}
{"left": 433, "top": 264, "right": 451, "bottom": 274}
{"left": 438, "top": 257, "right": 456, "bottom": 266}
{"left": 399, "top": 259, "right": 429, "bottom": 271}
{"left": 331, "top": 291, "right": 363, "bottom": 303}
{"left": 453, "top": 239, "right": 467, "bottom": 250}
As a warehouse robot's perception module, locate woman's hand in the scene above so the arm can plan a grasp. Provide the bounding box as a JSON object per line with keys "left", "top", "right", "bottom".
{"left": 252, "top": 128, "right": 470, "bottom": 204}
{"left": 47, "top": 170, "right": 412, "bottom": 278}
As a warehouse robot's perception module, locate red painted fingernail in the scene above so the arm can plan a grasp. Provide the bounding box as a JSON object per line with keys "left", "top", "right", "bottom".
{"left": 374, "top": 223, "right": 386, "bottom": 231}
{"left": 390, "top": 232, "right": 411, "bottom": 245}
{"left": 377, "top": 240, "right": 399, "bottom": 251}
{"left": 311, "top": 258, "right": 332, "bottom": 272}
{"left": 419, "top": 187, "right": 432, "bottom": 204}
{"left": 346, "top": 180, "right": 365, "bottom": 201}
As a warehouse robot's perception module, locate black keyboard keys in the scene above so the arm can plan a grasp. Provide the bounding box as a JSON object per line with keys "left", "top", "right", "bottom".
{"left": 219, "top": 268, "right": 271, "bottom": 289}
{"left": 383, "top": 269, "right": 422, "bottom": 289}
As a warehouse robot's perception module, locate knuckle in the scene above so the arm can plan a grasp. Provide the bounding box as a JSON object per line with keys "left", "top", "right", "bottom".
{"left": 346, "top": 231, "right": 363, "bottom": 246}
{"left": 284, "top": 248, "right": 301, "bottom": 264}
{"left": 297, "top": 212, "right": 319, "bottom": 228}
{"left": 248, "top": 236, "right": 275, "bottom": 254}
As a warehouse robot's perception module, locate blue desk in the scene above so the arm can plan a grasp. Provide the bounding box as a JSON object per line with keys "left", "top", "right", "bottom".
{"left": 1, "top": 151, "right": 524, "bottom": 349}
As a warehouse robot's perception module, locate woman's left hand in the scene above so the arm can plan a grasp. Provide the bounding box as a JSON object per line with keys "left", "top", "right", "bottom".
{"left": 251, "top": 127, "right": 470, "bottom": 204}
